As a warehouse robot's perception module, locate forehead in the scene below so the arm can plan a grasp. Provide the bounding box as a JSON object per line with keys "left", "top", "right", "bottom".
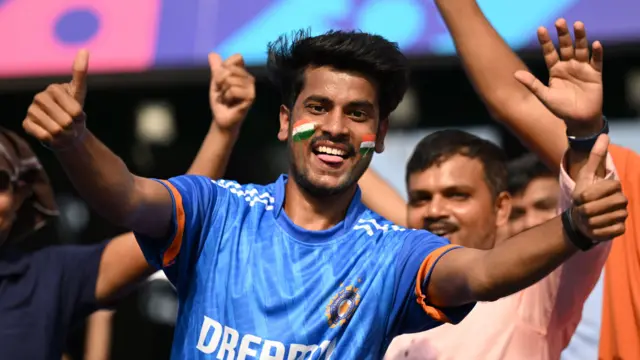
{"left": 298, "top": 66, "right": 378, "bottom": 105}
{"left": 514, "top": 176, "right": 559, "bottom": 202}
{"left": 408, "top": 155, "right": 490, "bottom": 192}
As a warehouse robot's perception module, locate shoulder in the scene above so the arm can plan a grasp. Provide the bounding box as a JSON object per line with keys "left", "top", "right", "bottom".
{"left": 352, "top": 209, "right": 409, "bottom": 237}
{"left": 211, "top": 179, "right": 276, "bottom": 211}
{"left": 609, "top": 144, "right": 640, "bottom": 188}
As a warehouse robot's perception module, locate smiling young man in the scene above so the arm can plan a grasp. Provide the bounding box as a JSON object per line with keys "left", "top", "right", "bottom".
{"left": 22, "top": 30, "right": 627, "bottom": 359}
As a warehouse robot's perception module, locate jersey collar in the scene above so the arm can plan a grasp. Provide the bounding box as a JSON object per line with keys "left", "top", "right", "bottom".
{"left": 272, "top": 174, "right": 366, "bottom": 243}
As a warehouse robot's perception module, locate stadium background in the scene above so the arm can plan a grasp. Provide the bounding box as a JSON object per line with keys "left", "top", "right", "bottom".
{"left": 0, "top": 0, "right": 638, "bottom": 358}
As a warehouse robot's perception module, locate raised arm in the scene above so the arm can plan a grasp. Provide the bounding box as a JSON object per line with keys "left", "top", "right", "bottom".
{"left": 82, "top": 52, "right": 255, "bottom": 359}
{"left": 23, "top": 51, "right": 171, "bottom": 237}
{"left": 359, "top": 169, "right": 408, "bottom": 226}
{"left": 424, "top": 34, "right": 625, "bottom": 307}
{"left": 436, "top": 0, "right": 603, "bottom": 172}
{"left": 89, "top": 51, "right": 254, "bottom": 302}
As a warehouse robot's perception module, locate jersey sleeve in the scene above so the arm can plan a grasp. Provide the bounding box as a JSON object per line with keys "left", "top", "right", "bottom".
{"left": 134, "top": 175, "right": 219, "bottom": 286}
{"left": 388, "top": 230, "right": 475, "bottom": 336}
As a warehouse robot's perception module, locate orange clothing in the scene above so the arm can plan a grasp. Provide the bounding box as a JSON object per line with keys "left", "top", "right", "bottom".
{"left": 599, "top": 144, "right": 640, "bottom": 359}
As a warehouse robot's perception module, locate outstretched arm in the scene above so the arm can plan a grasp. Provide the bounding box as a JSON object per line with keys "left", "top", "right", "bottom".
{"left": 428, "top": 135, "right": 625, "bottom": 306}
{"left": 92, "top": 51, "right": 254, "bottom": 302}
{"left": 436, "top": 0, "right": 603, "bottom": 172}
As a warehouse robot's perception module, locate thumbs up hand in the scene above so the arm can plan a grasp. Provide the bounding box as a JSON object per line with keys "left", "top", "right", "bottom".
{"left": 208, "top": 53, "right": 255, "bottom": 133}
{"left": 23, "top": 50, "right": 89, "bottom": 149}
{"left": 570, "top": 135, "right": 628, "bottom": 242}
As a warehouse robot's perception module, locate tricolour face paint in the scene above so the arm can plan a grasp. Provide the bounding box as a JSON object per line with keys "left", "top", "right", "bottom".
{"left": 292, "top": 119, "right": 316, "bottom": 142}
{"left": 359, "top": 134, "right": 376, "bottom": 156}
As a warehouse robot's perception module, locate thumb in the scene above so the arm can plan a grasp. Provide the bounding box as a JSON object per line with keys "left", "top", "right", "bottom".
{"left": 577, "top": 134, "right": 610, "bottom": 184}
{"left": 514, "top": 70, "right": 550, "bottom": 105}
{"left": 208, "top": 53, "right": 223, "bottom": 73}
{"left": 69, "top": 49, "right": 89, "bottom": 105}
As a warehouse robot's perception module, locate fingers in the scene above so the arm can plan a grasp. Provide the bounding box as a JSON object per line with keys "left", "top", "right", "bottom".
{"left": 574, "top": 180, "right": 626, "bottom": 214}
{"left": 214, "top": 65, "right": 252, "bottom": 90}
{"left": 590, "top": 222, "right": 626, "bottom": 240}
{"left": 573, "top": 21, "right": 589, "bottom": 62}
{"left": 211, "top": 53, "right": 255, "bottom": 106}
{"left": 555, "top": 18, "right": 574, "bottom": 61}
{"left": 220, "top": 86, "right": 255, "bottom": 106}
{"left": 70, "top": 49, "right": 89, "bottom": 103}
{"left": 208, "top": 53, "right": 223, "bottom": 71}
{"left": 591, "top": 41, "right": 604, "bottom": 73}
{"left": 576, "top": 134, "right": 609, "bottom": 183}
{"left": 224, "top": 53, "right": 245, "bottom": 68}
{"left": 538, "top": 27, "right": 560, "bottom": 69}
{"left": 23, "top": 84, "right": 84, "bottom": 143}
{"left": 514, "top": 70, "right": 550, "bottom": 104}
{"left": 585, "top": 209, "right": 628, "bottom": 229}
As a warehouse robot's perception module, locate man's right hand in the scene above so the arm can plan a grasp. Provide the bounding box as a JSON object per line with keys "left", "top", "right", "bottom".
{"left": 23, "top": 50, "right": 90, "bottom": 149}
{"left": 570, "top": 134, "right": 627, "bottom": 243}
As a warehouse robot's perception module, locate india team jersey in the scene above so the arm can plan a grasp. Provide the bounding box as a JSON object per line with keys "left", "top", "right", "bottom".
{"left": 135, "top": 174, "right": 473, "bottom": 359}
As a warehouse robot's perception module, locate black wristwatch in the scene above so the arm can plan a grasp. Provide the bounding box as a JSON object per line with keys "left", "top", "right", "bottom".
{"left": 567, "top": 116, "right": 609, "bottom": 153}
{"left": 561, "top": 208, "right": 597, "bottom": 251}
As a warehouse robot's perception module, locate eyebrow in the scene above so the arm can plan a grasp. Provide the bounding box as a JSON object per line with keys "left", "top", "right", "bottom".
{"left": 303, "top": 96, "right": 375, "bottom": 110}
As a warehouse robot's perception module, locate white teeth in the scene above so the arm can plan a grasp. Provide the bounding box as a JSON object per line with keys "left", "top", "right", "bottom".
{"left": 317, "top": 146, "right": 346, "bottom": 156}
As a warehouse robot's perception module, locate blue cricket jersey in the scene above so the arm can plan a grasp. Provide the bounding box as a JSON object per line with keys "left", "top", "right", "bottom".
{"left": 135, "top": 174, "right": 474, "bottom": 359}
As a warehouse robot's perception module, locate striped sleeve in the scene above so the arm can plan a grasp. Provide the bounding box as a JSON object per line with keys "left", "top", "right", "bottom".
{"left": 388, "top": 230, "right": 475, "bottom": 336}
{"left": 134, "top": 175, "right": 218, "bottom": 283}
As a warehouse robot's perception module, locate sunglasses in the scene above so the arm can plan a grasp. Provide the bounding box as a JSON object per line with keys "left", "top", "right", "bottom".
{"left": 0, "top": 170, "right": 17, "bottom": 192}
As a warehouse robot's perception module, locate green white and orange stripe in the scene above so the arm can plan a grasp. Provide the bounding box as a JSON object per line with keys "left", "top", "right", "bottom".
{"left": 292, "top": 119, "right": 316, "bottom": 142}
{"left": 360, "top": 134, "right": 376, "bottom": 156}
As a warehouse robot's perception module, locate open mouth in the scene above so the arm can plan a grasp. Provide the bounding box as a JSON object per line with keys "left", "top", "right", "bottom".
{"left": 426, "top": 226, "right": 458, "bottom": 237}
{"left": 312, "top": 142, "right": 352, "bottom": 166}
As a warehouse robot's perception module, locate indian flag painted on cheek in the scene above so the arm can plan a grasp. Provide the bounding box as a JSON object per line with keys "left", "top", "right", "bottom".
{"left": 292, "top": 119, "right": 316, "bottom": 142}
{"left": 360, "top": 134, "right": 376, "bottom": 156}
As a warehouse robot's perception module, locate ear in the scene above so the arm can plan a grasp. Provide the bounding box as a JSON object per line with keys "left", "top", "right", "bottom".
{"left": 278, "top": 105, "right": 291, "bottom": 142}
{"left": 375, "top": 118, "right": 388, "bottom": 153}
{"left": 494, "top": 191, "right": 512, "bottom": 228}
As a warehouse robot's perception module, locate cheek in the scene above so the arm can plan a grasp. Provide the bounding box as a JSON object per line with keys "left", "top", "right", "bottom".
{"left": 406, "top": 207, "right": 424, "bottom": 229}
{"left": 0, "top": 194, "right": 13, "bottom": 213}
{"left": 451, "top": 201, "right": 494, "bottom": 231}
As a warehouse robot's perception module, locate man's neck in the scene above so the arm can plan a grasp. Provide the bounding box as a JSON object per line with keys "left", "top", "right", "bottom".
{"left": 283, "top": 178, "right": 356, "bottom": 231}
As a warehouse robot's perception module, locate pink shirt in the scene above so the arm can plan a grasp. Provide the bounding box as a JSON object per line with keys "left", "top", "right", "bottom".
{"left": 384, "top": 154, "right": 617, "bottom": 360}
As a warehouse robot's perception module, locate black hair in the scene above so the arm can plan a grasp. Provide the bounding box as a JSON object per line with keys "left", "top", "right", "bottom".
{"left": 267, "top": 29, "right": 409, "bottom": 120}
{"left": 507, "top": 153, "right": 554, "bottom": 195}
{"left": 405, "top": 130, "right": 508, "bottom": 198}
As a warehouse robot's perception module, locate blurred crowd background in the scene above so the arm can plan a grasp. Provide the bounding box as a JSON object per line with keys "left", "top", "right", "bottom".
{"left": 0, "top": 0, "right": 639, "bottom": 359}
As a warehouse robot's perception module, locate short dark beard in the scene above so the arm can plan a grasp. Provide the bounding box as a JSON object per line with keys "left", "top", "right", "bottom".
{"left": 288, "top": 145, "right": 355, "bottom": 197}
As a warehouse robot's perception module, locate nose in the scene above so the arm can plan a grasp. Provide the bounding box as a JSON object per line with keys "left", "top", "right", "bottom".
{"left": 425, "top": 196, "right": 449, "bottom": 220}
{"left": 318, "top": 110, "right": 349, "bottom": 138}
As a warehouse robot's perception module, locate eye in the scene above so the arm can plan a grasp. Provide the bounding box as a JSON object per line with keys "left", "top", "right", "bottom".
{"left": 306, "top": 104, "right": 325, "bottom": 114}
{"left": 448, "top": 192, "right": 469, "bottom": 201}
{"left": 349, "top": 110, "right": 367, "bottom": 119}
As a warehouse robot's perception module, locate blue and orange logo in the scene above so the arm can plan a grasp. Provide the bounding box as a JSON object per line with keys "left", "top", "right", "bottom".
{"left": 325, "top": 283, "right": 361, "bottom": 328}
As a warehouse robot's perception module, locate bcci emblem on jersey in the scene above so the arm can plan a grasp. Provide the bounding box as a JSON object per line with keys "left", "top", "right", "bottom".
{"left": 325, "top": 284, "right": 361, "bottom": 328}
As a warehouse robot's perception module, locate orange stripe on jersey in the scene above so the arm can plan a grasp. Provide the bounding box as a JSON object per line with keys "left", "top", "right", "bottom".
{"left": 414, "top": 244, "right": 460, "bottom": 323}
{"left": 160, "top": 180, "right": 185, "bottom": 267}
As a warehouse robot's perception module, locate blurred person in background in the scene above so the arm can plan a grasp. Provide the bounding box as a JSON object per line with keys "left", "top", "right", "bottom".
{"left": 1, "top": 49, "right": 254, "bottom": 360}
{"left": 506, "top": 153, "right": 559, "bottom": 237}
{"left": 21, "top": 27, "right": 628, "bottom": 359}
{"left": 436, "top": 0, "right": 640, "bottom": 357}
{"left": 358, "top": 19, "right": 620, "bottom": 360}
